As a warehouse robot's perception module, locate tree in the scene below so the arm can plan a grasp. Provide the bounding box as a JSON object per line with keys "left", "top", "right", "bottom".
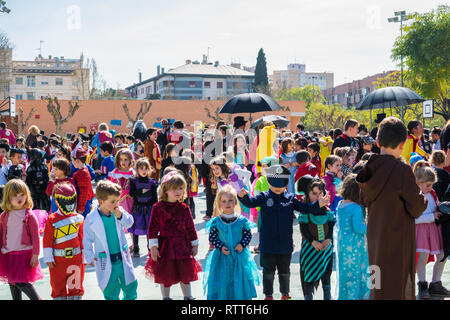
{"left": 275, "top": 85, "right": 324, "bottom": 108}
{"left": 254, "top": 48, "right": 269, "bottom": 94}
{"left": 122, "top": 101, "right": 152, "bottom": 129}
{"left": 0, "top": 1, "right": 10, "bottom": 13}
{"left": 12, "top": 107, "right": 35, "bottom": 137}
{"left": 391, "top": 5, "right": 450, "bottom": 120}
{"left": 44, "top": 97, "right": 80, "bottom": 136}
{"left": 0, "top": 30, "right": 12, "bottom": 99}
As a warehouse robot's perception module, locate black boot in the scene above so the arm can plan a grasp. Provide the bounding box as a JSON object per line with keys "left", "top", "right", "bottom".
{"left": 417, "top": 281, "right": 431, "bottom": 299}
{"left": 323, "top": 285, "right": 332, "bottom": 300}
{"left": 429, "top": 281, "right": 450, "bottom": 297}
{"left": 303, "top": 284, "right": 313, "bottom": 300}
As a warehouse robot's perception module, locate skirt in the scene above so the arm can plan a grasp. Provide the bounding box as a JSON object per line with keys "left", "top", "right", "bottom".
{"left": 128, "top": 204, "right": 151, "bottom": 236}
{"left": 416, "top": 223, "right": 443, "bottom": 255}
{"left": 0, "top": 250, "right": 44, "bottom": 284}
{"left": 144, "top": 256, "right": 202, "bottom": 287}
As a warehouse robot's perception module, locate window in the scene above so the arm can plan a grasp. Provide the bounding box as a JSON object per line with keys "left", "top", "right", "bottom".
{"left": 55, "top": 78, "right": 63, "bottom": 85}
{"left": 41, "top": 81, "right": 49, "bottom": 85}
{"left": 15, "top": 94, "right": 23, "bottom": 100}
{"left": 72, "top": 96, "right": 79, "bottom": 100}
{"left": 15, "top": 77, "right": 23, "bottom": 85}
{"left": 27, "top": 76, "right": 35, "bottom": 87}
{"left": 204, "top": 81, "right": 210, "bottom": 88}
{"left": 217, "top": 82, "right": 223, "bottom": 89}
{"left": 72, "top": 80, "right": 79, "bottom": 86}
{"left": 26, "top": 92, "right": 35, "bottom": 100}
{"left": 189, "top": 81, "right": 196, "bottom": 88}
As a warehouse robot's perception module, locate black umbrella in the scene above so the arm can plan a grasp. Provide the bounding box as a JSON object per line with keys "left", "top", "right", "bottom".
{"left": 251, "top": 115, "right": 290, "bottom": 129}
{"left": 219, "top": 93, "right": 282, "bottom": 124}
{"left": 356, "top": 86, "right": 425, "bottom": 111}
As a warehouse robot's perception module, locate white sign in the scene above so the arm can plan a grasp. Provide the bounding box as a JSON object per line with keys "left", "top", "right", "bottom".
{"left": 9, "top": 97, "right": 16, "bottom": 117}
{"left": 423, "top": 100, "right": 433, "bottom": 118}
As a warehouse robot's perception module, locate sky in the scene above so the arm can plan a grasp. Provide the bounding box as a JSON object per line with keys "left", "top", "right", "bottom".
{"left": 0, "top": 0, "right": 446, "bottom": 89}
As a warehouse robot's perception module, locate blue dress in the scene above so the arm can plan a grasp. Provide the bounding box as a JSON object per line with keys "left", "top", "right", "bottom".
{"left": 203, "top": 216, "right": 260, "bottom": 300}
{"left": 280, "top": 152, "right": 297, "bottom": 194}
{"left": 334, "top": 201, "right": 370, "bottom": 300}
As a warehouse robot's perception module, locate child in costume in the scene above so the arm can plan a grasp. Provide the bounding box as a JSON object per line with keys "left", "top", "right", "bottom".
{"left": 203, "top": 184, "right": 260, "bottom": 300}
{"left": 279, "top": 138, "right": 298, "bottom": 194}
{"left": 144, "top": 128, "right": 162, "bottom": 180}
{"left": 356, "top": 116, "right": 427, "bottom": 300}
{"left": 109, "top": 148, "right": 134, "bottom": 214}
{"left": 414, "top": 166, "right": 450, "bottom": 298}
{"left": 0, "top": 180, "right": 43, "bottom": 300}
{"left": 296, "top": 176, "right": 335, "bottom": 300}
{"left": 145, "top": 171, "right": 201, "bottom": 300}
{"left": 238, "top": 165, "right": 330, "bottom": 300}
{"left": 128, "top": 158, "right": 158, "bottom": 257}
{"left": 335, "top": 174, "right": 370, "bottom": 300}
{"left": 46, "top": 158, "right": 75, "bottom": 213}
{"left": 43, "top": 183, "right": 85, "bottom": 300}
{"left": 210, "top": 155, "right": 252, "bottom": 219}
{"left": 26, "top": 148, "right": 50, "bottom": 211}
{"left": 98, "top": 141, "right": 115, "bottom": 180}
{"left": 72, "top": 149, "right": 95, "bottom": 217}
{"left": 334, "top": 147, "right": 357, "bottom": 180}
{"left": 6, "top": 148, "right": 26, "bottom": 181}
{"left": 322, "top": 155, "right": 343, "bottom": 214}
{"left": 83, "top": 180, "right": 137, "bottom": 300}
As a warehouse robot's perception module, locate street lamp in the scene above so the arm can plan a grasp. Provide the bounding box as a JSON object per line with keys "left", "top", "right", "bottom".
{"left": 388, "top": 10, "right": 412, "bottom": 122}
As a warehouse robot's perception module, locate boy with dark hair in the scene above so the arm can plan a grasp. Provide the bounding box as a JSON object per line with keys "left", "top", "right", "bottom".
{"left": 294, "top": 150, "right": 319, "bottom": 187}
{"left": 7, "top": 148, "right": 25, "bottom": 181}
{"left": 307, "top": 142, "right": 322, "bottom": 177}
{"left": 332, "top": 119, "right": 360, "bottom": 153}
{"left": 356, "top": 116, "right": 428, "bottom": 300}
{"left": 72, "top": 149, "right": 95, "bottom": 217}
{"left": 97, "top": 141, "right": 115, "bottom": 180}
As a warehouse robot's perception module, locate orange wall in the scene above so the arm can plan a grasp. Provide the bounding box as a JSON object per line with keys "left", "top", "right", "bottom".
{"left": 13, "top": 99, "right": 306, "bottom": 136}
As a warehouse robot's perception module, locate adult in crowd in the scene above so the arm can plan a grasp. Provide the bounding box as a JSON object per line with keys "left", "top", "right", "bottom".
{"left": 25, "top": 125, "right": 41, "bottom": 149}
{"left": 156, "top": 119, "right": 173, "bottom": 153}
{"left": 331, "top": 119, "right": 361, "bottom": 154}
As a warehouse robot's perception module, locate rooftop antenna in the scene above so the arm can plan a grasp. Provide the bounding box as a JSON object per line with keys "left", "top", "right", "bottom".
{"left": 36, "top": 40, "right": 44, "bottom": 56}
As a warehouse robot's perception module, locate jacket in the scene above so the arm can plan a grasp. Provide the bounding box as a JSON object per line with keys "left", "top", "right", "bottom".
{"left": 0, "top": 209, "right": 40, "bottom": 255}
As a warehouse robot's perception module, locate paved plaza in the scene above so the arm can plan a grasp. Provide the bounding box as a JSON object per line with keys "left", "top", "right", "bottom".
{"left": 0, "top": 186, "right": 449, "bottom": 300}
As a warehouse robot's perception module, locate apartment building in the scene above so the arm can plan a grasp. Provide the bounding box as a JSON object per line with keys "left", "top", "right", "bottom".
{"left": 271, "top": 63, "right": 334, "bottom": 92}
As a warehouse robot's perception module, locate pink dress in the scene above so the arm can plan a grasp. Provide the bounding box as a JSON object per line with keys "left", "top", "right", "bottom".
{"left": 109, "top": 168, "right": 135, "bottom": 214}
{"left": 0, "top": 209, "right": 44, "bottom": 284}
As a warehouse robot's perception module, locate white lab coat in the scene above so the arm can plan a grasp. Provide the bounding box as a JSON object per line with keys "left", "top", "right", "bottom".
{"left": 83, "top": 207, "right": 136, "bottom": 291}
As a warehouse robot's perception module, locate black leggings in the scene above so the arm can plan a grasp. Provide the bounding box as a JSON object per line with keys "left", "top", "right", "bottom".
{"left": 9, "top": 283, "right": 40, "bottom": 300}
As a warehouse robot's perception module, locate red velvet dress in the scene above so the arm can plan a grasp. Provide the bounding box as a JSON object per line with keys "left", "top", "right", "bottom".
{"left": 144, "top": 201, "right": 201, "bottom": 286}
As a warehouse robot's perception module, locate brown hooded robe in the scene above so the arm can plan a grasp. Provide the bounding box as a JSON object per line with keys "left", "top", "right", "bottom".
{"left": 356, "top": 154, "right": 427, "bottom": 300}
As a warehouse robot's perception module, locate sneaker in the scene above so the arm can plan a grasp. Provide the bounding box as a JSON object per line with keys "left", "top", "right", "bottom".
{"left": 264, "top": 296, "right": 274, "bottom": 300}
{"left": 429, "top": 281, "right": 450, "bottom": 297}
{"left": 162, "top": 297, "right": 173, "bottom": 300}
{"left": 184, "top": 296, "right": 196, "bottom": 300}
{"left": 417, "top": 281, "right": 431, "bottom": 299}
{"left": 281, "top": 294, "right": 292, "bottom": 300}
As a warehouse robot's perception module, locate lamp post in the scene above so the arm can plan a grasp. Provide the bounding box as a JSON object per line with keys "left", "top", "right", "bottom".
{"left": 388, "top": 10, "right": 411, "bottom": 122}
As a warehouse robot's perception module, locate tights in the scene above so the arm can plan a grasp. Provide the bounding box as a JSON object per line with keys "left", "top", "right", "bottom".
{"left": 416, "top": 252, "right": 447, "bottom": 283}
{"left": 9, "top": 283, "right": 40, "bottom": 300}
{"left": 160, "top": 283, "right": 191, "bottom": 299}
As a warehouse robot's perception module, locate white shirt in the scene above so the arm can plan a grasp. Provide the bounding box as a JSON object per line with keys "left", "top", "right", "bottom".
{"left": 415, "top": 192, "right": 437, "bottom": 224}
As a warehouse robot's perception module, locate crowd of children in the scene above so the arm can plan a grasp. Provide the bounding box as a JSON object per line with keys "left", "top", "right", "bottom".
{"left": 0, "top": 115, "right": 448, "bottom": 301}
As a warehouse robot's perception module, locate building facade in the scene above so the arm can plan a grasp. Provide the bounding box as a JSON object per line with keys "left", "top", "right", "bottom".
{"left": 1, "top": 53, "right": 90, "bottom": 101}
{"left": 321, "top": 71, "right": 396, "bottom": 107}
{"left": 126, "top": 59, "right": 254, "bottom": 100}
{"left": 271, "top": 63, "right": 334, "bottom": 92}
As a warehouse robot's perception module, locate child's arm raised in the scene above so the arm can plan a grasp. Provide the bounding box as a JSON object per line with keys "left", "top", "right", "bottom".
{"left": 237, "top": 188, "right": 265, "bottom": 208}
